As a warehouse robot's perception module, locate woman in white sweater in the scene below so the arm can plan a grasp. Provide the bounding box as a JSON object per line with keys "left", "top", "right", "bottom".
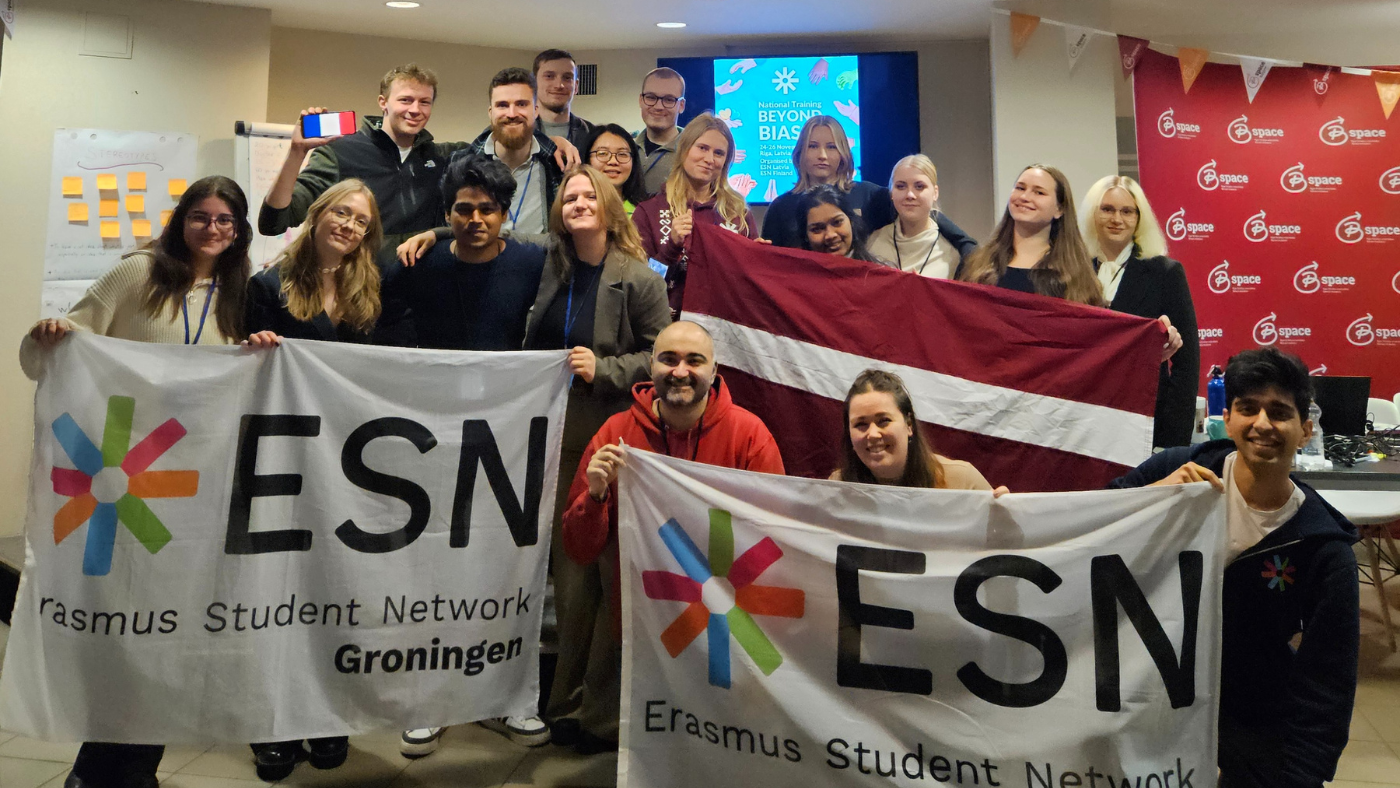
{"left": 867, "top": 154, "right": 978, "bottom": 278}
{"left": 21, "top": 175, "right": 252, "bottom": 788}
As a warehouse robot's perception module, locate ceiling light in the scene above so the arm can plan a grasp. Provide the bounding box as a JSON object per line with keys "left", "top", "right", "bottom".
{"left": 386, "top": 1, "right": 420, "bottom": 7}
{"left": 656, "top": 21, "right": 687, "bottom": 29}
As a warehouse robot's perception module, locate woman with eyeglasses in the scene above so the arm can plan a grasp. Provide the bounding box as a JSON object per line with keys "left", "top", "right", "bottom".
{"left": 582, "top": 124, "right": 648, "bottom": 218}
{"left": 524, "top": 165, "right": 670, "bottom": 753}
{"left": 20, "top": 176, "right": 253, "bottom": 788}
{"left": 761, "top": 116, "right": 895, "bottom": 249}
{"left": 1080, "top": 175, "right": 1199, "bottom": 448}
{"left": 632, "top": 112, "right": 759, "bottom": 314}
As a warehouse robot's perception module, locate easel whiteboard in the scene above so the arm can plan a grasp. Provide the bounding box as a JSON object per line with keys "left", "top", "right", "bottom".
{"left": 234, "top": 121, "right": 303, "bottom": 268}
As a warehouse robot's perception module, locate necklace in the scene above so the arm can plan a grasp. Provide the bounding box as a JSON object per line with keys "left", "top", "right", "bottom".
{"left": 319, "top": 265, "right": 341, "bottom": 274}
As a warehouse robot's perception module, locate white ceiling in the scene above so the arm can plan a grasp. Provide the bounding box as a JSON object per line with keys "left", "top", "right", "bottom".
{"left": 194, "top": 0, "right": 997, "bottom": 50}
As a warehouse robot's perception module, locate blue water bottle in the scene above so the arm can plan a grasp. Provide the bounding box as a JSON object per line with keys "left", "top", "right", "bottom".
{"left": 1206, "top": 365, "right": 1226, "bottom": 416}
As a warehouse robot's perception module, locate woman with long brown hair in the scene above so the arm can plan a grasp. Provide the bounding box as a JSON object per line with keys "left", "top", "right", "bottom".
{"left": 631, "top": 112, "right": 759, "bottom": 314}
{"left": 762, "top": 115, "right": 895, "bottom": 248}
{"left": 21, "top": 175, "right": 253, "bottom": 788}
{"left": 526, "top": 165, "right": 670, "bottom": 754}
{"left": 832, "top": 369, "right": 1004, "bottom": 493}
{"left": 244, "top": 179, "right": 387, "bottom": 349}
{"left": 957, "top": 165, "right": 1105, "bottom": 305}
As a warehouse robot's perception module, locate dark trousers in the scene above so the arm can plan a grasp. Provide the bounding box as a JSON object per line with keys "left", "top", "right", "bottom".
{"left": 71, "top": 742, "right": 164, "bottom": 785}
{"left": 1218, "top": 716, "right": 1288, "bottom": 788}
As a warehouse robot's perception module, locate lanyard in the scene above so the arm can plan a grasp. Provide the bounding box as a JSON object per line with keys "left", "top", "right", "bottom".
{"left": 563, "top": 265, "right": 602, "bottom": 347}
{"left": 507, "top": 160, "right": 537, "bottom": 228}
{"left": 658, "top": 414, "right": 703, "bottom": 462}
{"left": 183, "top": 282, "right": 215, "bottom": 345}
{"left": 894, "top": 220, "right": 941, "bottom": 276}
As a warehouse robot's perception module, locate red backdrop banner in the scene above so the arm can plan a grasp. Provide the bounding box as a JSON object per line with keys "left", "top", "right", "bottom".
{"left": 1133, "top": 49, "right": 1400, "bottom": 398}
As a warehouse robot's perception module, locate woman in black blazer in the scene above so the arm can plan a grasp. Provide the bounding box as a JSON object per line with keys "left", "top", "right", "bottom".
{"left": 1081, "top": 175, "right": 1200, "bottom": 448}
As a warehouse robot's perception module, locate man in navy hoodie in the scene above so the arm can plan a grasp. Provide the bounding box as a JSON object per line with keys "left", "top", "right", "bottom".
{"left": 1109, "top": 347, "right": 1358, "bottom": 788}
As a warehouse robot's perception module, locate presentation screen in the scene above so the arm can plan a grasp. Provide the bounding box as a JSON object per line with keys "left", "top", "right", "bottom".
{"left": 659, "top": 52, "right": 921, "bottom": 205}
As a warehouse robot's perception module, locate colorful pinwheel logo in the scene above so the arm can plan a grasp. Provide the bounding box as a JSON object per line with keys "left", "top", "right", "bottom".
{"left": 642, "top": 509, "right": 804, "bottom": 688}
{"left": 1261, "top": 555, "right": 1295, "bottom": 592}
{"left": 51, "top": 395, "right": 198, "bottom": 576}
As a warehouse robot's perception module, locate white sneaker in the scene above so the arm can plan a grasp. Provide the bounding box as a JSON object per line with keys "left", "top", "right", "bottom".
{"left": 478, "top": 715, "right": 550, "bottom": 747}
{"left": 400, "top": 727, "right": 445, "bottom": 757}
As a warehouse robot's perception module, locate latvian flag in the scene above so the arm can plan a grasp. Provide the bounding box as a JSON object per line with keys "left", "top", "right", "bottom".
{"left": 305, "top": 111, "right": 356, "bottom": 138}
{"left": 682, "top": 225, "right": 1165, "bottom": 492}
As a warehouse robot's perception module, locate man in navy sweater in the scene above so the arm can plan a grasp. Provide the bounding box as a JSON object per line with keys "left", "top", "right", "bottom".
{"left": 1109, "top": 347, "right": 1358, "bottom": 788}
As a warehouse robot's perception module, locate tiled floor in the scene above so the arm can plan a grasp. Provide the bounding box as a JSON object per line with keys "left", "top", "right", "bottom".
{"left": 2, "top": 578, "right": 1399, "bottom": 788}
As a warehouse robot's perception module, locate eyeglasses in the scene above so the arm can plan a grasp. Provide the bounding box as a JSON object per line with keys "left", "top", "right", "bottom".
{"left": 641, "top": 92, "right": 681, "bottom": 109}
{"left": 590, "top": 149, "right": 632, "bottom": 164}
{"left": 327, "top": 205, "right": 371, "bottom": 235}
{"left": 1098, "top": 205, "right": 1139, "bottom": 219}
{"left": 186, "top": 212, "right": 236, "bottom": 230}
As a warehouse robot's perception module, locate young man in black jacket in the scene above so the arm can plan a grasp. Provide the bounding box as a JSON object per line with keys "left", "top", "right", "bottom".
{"left": 1109, "top": 347, "right": 1358, "bottom": 788}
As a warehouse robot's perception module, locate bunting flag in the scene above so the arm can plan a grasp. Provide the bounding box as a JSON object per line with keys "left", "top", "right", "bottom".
{"left": 1118, "top": 35, "right": 1150, "bottom": 79}
{"left": 1009, "top": 12, "right": 1040, "bottom": 57}
{"left": 1305, "top": 63, "right": 1340, "bottom": 106}
{"left": 1177, "top": 47, "right": 1210, "bottom": 94}
{"left": 1239, "top": 57, "right": 1273, "bottom": 103}
{"left": 1375, "top": 70, "right": 1400, "bottom": 119}
{"left": 1064, "top": 25, "right": 1094, "bottom": 72}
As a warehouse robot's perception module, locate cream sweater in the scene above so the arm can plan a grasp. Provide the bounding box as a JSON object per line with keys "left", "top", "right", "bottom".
{"left": 21, "top": 251, "right": 234, "bottom": 379}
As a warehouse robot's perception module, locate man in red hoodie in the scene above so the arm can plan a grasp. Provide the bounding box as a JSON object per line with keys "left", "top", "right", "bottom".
{"left": 557, "top": 320, "right": 784, "bottom": 752}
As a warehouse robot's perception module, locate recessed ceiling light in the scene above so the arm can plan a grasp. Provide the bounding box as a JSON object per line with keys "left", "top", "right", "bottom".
{"left": 386, "top": 1, "right": 420, "bottom": 7}
{"left": 656, "top": 21, "right": 687, "bottom": 28}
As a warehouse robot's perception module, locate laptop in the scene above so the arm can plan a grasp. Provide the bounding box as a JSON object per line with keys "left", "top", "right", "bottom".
{"left": 1310, "top": 375, "right": 1370, "bottom": 436}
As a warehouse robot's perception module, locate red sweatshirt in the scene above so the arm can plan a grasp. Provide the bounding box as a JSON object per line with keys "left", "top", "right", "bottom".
{"left": 631, "top": 194, "right": 759, "bottom": 314}
{"left": 561, "top": 377, "right": 784, "bottom": 635}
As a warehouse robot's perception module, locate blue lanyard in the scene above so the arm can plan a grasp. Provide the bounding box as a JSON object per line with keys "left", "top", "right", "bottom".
{"left": 183, "top": 282, "right": 215, "bottom": 345}
{"left": 563, "top": 266, "right": 600, "bottom": 347}
{"left": 507, "top": 161, "right": 537, "bottom": 228}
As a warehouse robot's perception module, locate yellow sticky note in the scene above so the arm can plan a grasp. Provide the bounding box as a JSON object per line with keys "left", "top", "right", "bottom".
{"left": 96, "top": 173, "right": 118, "bottom": 191}
{"left": 160, "top": 210, "right": 172, "bottom": 227}
{"left": 132, "top": 219, "right": 152, "bottom": 238}
{"left": 126, "top": 194, "right": 145, "bottom": 213}
{"left": 167, "top": 178, "right": 187, "bottom": 197}
{"left": 99, "top": 199, "right": 119, "bottom": 218}
{"left": 68, "top": 203, "right": 90, "bottom": 222}
{"left": 62, "top": 177, "right": 83, "bottom": 197}
{"left": 127, "top": 172, "right": 147, "bottom": 191}
{"left": 100, "top": 221, "right": 121, "bottom": 239}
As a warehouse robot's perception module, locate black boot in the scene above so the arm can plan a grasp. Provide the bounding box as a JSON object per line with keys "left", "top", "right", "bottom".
{"left": 306, "top": 736, "right": 349, "bottom": 770}
{"left": 250, "top": 741, "right": 303, "bottom": 782}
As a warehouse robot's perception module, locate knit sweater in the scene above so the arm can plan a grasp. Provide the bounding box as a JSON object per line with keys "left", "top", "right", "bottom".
{"left": 21, "top": 251, "right": 235, "bottom": 379}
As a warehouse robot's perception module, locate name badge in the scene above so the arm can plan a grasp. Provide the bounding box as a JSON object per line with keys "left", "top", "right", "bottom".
{"left": 647, "top": 258, "right": 669, "bottom": 278}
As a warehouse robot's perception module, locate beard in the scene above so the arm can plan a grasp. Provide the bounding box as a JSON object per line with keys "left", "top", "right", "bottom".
{"left": 654, "top": 371, "right": 712, "bottom": 409}
{"left": 493, "top": 118, "right": 532, "bottom": 149}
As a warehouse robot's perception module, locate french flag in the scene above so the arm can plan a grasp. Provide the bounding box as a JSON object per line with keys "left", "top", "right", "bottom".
{"left": 306, "top": 111, "right": 355, "bottom": 138}
{"left": 681, "top": 225, "right": 1165, "bottom": 492}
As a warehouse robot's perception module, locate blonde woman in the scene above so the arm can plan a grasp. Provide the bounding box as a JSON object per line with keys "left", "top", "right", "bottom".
{"left": 631, "top": 112, "right": 758, "bottom": 313}
{"left": 526, "top": 165, "right": 670, "bottom": 753}
{"left": 867, "top": 154, "right": 977, "bottom": 278}
{"left": 1080, "top": 175, "right": 1198, "bottom": 448}
{"left": 761, "top": 115, "right": 895, "bottom": 249}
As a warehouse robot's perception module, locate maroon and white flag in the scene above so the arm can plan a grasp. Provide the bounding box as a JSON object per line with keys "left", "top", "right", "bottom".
{"left": 681, "top": 225, "right": 1165, "bottom": 492}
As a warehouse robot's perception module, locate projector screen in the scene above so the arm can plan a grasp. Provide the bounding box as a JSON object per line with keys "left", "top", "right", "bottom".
{"left": 659, "top": 52, "right": 921, "bottom": 205}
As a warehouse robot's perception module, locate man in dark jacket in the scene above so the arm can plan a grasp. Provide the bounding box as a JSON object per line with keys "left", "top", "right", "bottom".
{"left": 533, "top": 49, "right": 595, "bottom": 151}
{"left": 1109, "top": 347, "right": 1358, "bottom": 788}
{"left": 259, "top": 64, "right": 468, "bottom": 250}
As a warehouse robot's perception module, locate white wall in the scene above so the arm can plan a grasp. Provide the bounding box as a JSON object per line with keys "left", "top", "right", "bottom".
{"left": 0, "top": 0, "right": 272, "bottom": 537}
{"left": 989, "top": 13, "right": 1120, "bottom": 221}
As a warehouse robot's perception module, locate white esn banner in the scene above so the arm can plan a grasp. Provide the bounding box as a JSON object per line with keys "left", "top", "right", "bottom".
{"left": 0, "top": 334, "right": 569, "bottom": 743}
{"left": 617, "top": 450, "right": 1227, "bottom": 788}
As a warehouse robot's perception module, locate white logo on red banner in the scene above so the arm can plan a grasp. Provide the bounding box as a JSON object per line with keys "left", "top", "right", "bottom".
{"left": 1293, "top": 261, "right": 1354, "bottom": 294}
{"left": 1319, "top": 116, "right": 1388, "bottom": 146}
{"left": 1158, "top": 108, "right": 1200, "bottom": 139}
{"left": 1198, "top": 160, "right": 1248, "bottom": 191}
{"left": 1394, "top": 270, "right": 1400, "bottom": 294}
{"left": 1208, "top": 260, "right": 1260, "bottom": 294}
{"left": 1347, "top": 314, "right": 1374, "bottom": 346}
{"left": 1244, "top": 210, "right": 1300, "bottom": 243}
{"left": 1310, "top": 364, "right": 1328, "bottom": 375}
{"left": 1381, "top": 166, "right": 1400, "bottom": 195}
{"left": 1335, "top": 211, "right": 1400, "bottom": 244}
{"left": 1198, "top": 327, "right": 1224, "bottom": 346}
{"left": 1254, "top": 312, "right": 1309, "bottom": 346}
{"left": 1166, "top": 207, "right": 1214, "bottom": 242}
{"left": 1279, "top": 162, "right": 1342, "bottom": 194}
{"left": 1228, "top": 115, "right": 1284, "bottom": 145}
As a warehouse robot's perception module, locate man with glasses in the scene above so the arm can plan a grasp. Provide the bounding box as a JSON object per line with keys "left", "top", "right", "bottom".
{"left": 534, "top": 49, "right": 595, "bottom": 151}
{"left": 261, "top": 64, "right": 467, "bottom": 250}
{"left": 635, "top": 68, "right": 687, "bottom": 197}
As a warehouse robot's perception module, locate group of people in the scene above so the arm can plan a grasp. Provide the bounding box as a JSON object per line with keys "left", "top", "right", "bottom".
{"left": 20, "top": 51, "right": 1354, "bottom": 788}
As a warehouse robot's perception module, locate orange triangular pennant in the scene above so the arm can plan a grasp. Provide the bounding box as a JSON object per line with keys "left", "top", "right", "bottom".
{"left": 1010, "top": 13, "right": 1040, "bottom": 57}
{"left": 1375, "top": 70, "right": 1400, "bottom": 119}
{"left": 1178, "top": 48, "right": 1210, "bottom": 93}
